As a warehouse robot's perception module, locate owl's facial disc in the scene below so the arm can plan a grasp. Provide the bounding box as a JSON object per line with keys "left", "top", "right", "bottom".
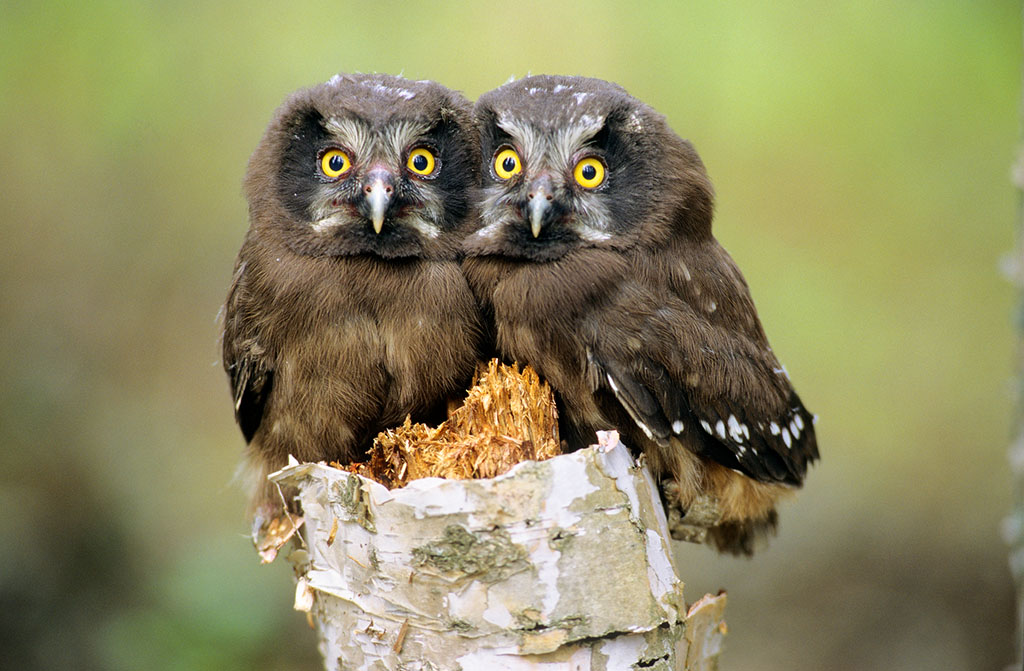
{"left": 496, "top": 150, "right": 607, "bottom": 245}
{"left": 522, "top": 154, "right": 606, "bottom": 238}
{"left": 265, "top": 78, "right": 476, "bottom": 261}
{"left": 466, "top": 136, "right": 617, "bottom": 262}
{"left": 309, "top": 142, "right": 445, "bottom": 252}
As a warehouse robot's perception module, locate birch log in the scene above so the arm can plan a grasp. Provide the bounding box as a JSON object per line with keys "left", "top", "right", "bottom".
{"left": 270, "top": 431, "right": 726, "bottom": 670}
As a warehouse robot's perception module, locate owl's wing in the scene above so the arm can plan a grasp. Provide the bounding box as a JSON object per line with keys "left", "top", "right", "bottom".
{"left": 589, "top": 248, "right": 818, "bottom": 486}
{"left": 222, "top": 260, "right": 273, "bottom": 443}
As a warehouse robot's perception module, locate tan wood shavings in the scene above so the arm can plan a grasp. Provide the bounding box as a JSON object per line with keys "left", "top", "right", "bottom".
{"left": 344, "top": 360, "right": 561, "bottom": 488}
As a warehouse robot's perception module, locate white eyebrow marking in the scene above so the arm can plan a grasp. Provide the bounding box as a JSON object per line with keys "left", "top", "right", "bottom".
{"left": 324, "top": 117, "right": 430, "bottom": 167}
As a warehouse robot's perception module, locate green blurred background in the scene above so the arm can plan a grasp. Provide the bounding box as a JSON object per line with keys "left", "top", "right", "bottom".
{"left": 1, "top": 1, "right": 1018, "bottom": 669}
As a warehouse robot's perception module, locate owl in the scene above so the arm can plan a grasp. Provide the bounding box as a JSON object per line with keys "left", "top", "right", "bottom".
{"left": 222, "top": 74, "right": 482, "bottom": 534}
{"left": 462, "top": 75, "right": 818, "bottom": 554}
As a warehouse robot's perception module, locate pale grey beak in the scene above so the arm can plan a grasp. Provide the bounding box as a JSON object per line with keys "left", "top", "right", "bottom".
{"left": 529, "top": 189, "right": 550, "bottom": 238}
{"left": 366, "top": 179, "right": 390, "bottom": 234}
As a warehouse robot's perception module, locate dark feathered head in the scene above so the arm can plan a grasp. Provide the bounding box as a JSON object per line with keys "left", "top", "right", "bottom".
{"left": 465, "top": 75, "right": 714, "bottom": 262}
{"left": 245, "top": 73, "right": 477, "bottom": 260}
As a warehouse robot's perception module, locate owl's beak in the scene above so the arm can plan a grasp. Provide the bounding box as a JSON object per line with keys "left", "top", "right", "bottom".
{"left": 527, "top": 175, "right": 555, "bottom": 238}
{"left": 363, "top": 168, "right": 395, "bottom": 234}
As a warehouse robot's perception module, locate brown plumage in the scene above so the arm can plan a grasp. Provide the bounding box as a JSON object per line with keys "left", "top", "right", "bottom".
{"left": 222, "top": 74, "right": 482, "bottom": 533}
{"left": 462, "top": 75, "right": 818, "bottom": 554}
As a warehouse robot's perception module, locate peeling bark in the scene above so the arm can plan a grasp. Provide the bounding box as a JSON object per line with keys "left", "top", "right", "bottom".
{"left": 270, "top": 431, "right": 727, "bottom": 670}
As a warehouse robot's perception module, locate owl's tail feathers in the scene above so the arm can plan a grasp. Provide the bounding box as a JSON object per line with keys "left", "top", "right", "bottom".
{"left": 706, "top": 513, "right": 779, "bottom": 556}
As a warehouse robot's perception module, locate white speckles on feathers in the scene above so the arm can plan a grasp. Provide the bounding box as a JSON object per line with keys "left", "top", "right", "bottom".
{"left": 727, "top": 415, "right": 743, "bottom": 443}
{"left": 370, "top": 82, "right": 415, "bottom": 100}
{"left": 679, "top": 262, "right": 691, "bottom": 281}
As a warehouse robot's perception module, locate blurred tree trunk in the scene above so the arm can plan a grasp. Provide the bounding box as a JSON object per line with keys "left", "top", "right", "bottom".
{"left": 1008, "top": 12, "right": 1024, "bottom": 666}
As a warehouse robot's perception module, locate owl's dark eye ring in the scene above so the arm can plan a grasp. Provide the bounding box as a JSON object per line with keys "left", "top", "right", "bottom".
{"left": 493, "top": 147, "right": 522, "bottom": 180}
{"left": 407, "top": 147, "right": 438, "bottom": 177}
{"left": 320, "top": 148, "right": 352, "bottom": 179}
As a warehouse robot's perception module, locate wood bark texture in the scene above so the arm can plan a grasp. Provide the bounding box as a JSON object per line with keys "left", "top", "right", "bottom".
{"left": 271, "top": 431, "right": 727, "bottom": 670}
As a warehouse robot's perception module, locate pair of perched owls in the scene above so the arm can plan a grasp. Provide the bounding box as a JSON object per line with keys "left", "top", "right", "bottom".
{"left": 222, "top": 73, "right": 818, "bottom": 555}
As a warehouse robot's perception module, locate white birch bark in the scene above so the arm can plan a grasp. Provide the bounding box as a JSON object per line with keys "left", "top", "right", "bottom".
{"left": 271, "top": 431, "right": 727, "bottom": 670}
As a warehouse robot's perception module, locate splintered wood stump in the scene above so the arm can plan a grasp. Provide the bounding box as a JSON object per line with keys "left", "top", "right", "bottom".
{"left": 265, "top": 362, "right": 727, "bottom": 670}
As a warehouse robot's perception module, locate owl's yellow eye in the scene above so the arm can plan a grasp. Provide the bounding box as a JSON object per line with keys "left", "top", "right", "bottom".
{"left": 320, "top": 149, "right": 351, "bottom": 179}
{"left": 493, "top": 147, "right": 522, "bottom": 180}
{"left": 573, "top": 157, "right": 605, "bottom": 189}
{"left": 407, "top": 147, "right": 437, "bottom": 176}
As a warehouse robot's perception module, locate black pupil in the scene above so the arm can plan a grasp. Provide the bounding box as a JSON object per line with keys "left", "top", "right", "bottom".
{"left": 581, "top": 164, "right": 597, "bottom": 180}
{"left": 502, "top": 156, "right": 517, "bottom": 173}
{"left": 413, "top": 153, "right": 429, "bottom": 171}
{"left": 328, "top": 154, "right": 345, "bottom": 172}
